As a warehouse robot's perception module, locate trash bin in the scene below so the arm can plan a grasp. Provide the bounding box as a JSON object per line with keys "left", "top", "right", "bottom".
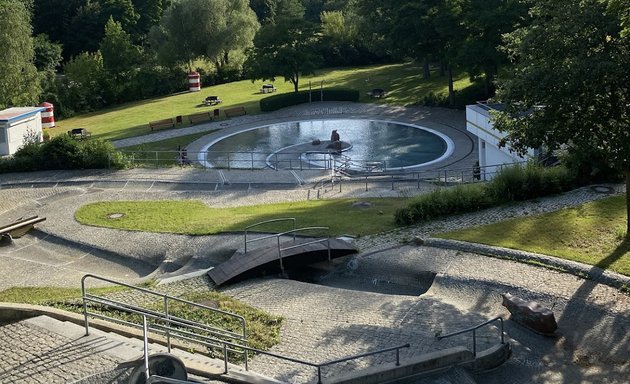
{"left": 213, "top": 108, "right": 220, "bottom": 117}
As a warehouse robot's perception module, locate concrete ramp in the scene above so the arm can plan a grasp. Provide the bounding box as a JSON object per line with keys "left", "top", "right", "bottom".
{"left": 208, "top": 237, "right": 357, "bottom": 286}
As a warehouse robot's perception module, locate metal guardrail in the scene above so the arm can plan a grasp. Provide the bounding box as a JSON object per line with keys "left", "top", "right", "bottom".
{"left": 244, "top": 218, "right": 296, "bottom": 253}
{"left": 81, "top": 274, "right": 410, "bottom": 384}
{"left": 218, "top": 340, "right": 410, "bottom": 384}
{"left": 81, "top": 274, "right": 249, "bottom": 367}
{"left": 436, "top": 316, "right": 505, "bottom": 357}
{"left": 243, "top": 221, "right": 331, "bottom": 273}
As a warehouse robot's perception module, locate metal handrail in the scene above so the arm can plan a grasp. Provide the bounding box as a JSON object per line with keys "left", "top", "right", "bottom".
{"left": 436, "top": 316, "right": 505, "bottom": 357}
{"left": 214, "top": 339, "right": 410, "bottom": 384}
{"left": 81, "top": 274, "right": 249, "bottom": 367}
{"left": 81, "top": 275, "right": 409, "bottom": 384}
{"left": 244, "top": 218, "right": 296, "bottom": 253}
{"left": 274, "top": 226, "right": 330, "bottom": 272}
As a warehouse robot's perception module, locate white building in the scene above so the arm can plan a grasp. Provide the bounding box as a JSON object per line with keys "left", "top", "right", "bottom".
{"left": 0, "top": 107, "right": 46, "bottom": 157}
{"left": 466, "top": 102, "right": 536, "bottom": 180}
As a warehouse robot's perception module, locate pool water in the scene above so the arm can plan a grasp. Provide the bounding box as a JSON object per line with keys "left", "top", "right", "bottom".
{"left": 204, "top": 119, "right": 452, "bottom": 169}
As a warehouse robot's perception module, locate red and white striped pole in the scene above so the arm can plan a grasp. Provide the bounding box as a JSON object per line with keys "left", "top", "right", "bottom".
{"left": 40, "top": 102, "right": 55, "bottom": 128}
{"left": 188, "top": 72, "right": 201, "bottom": 92}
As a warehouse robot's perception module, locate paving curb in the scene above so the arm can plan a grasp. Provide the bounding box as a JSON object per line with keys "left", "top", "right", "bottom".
{"left": 424, "top": 238, "right": 630, "bottom": 291}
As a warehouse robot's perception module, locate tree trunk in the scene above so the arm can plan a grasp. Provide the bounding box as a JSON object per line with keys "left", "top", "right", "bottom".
{"left": 423, "top": 58, "right": 430, "bottom": 79}
{"left": 626, "top": 170, "right": 630, "bottom": 237}
{"left": 448, "top": 64, "right": 454, "bottom": 106}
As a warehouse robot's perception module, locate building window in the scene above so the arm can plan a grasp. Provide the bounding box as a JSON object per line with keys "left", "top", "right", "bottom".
{"left": 0, "top": 128, "right": 6, "bottom": 145}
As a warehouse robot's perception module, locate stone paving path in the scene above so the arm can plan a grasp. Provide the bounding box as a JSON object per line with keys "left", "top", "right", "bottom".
{"left": 0, "top": 102, "right": 629, "bottom": 383}
{"left": 0, "top": 322, "right": 120, "bottom": 384}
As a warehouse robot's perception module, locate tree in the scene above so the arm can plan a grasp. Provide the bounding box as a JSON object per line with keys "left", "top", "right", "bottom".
{"left": 0, "top": 0, "right": 41, "bottom": 108}
{"left": 100, "top": 17, "right": 144, "bottom": 76}
{"left": 155, "top": 0, "right": 259, "bottom": 72}
{"left": 493, "top": 0, "right": 630, "bottom": 233}
{"left": 33, "top": 34, "right": 64, "bottom": 73}
{"left": 245, "top": 17, "right": 321, "bottom": 92}
{"left": 457, "top": 0, "right": 530, "bottom": 94}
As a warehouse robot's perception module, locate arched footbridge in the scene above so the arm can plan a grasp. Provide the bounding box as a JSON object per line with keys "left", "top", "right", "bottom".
{"left": 208, "top": 219, "right": 357, "bottom": 286}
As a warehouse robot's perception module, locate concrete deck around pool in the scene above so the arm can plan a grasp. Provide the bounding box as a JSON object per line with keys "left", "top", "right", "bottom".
{"left": 114, "top": 102, "right": 478, "bottom": 175}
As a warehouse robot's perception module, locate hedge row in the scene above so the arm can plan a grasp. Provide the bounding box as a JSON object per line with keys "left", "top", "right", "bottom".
{"left": 0, "top": 135, "right": 126, "bottom": 173}
{"left": 260, "top": 88, "right": 360, "bottom": 112}
{"left": 395, "top": 163, "right": 577, "bottom": 226}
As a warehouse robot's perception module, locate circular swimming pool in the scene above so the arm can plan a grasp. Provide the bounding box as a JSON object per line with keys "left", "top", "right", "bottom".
{"left": 201, "top": 119, "right": 454, "bottom": 170}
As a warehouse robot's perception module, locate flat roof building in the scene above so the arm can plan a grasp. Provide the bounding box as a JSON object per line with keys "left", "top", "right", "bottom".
{"left": 0, "top": 107, "right": 46, "bottom": 157}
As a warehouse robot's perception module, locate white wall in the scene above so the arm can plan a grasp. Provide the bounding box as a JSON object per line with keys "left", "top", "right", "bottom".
{"left": 0, "top": 122, "right": 8, "bottom": 156}
{"left": 0, "top": 112, "right": 43, "bottom": 156}
{"left": 466, "top": 104, "right": 534, "bottom": 179}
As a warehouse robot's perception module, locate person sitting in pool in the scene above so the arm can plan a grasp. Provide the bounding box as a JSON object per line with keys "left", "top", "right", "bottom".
{"left": 330, "top": 130, "right": 340, "bottom": 142}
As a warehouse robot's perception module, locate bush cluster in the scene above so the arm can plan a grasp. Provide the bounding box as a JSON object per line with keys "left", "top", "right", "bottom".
{"left": 395, "top": 163, "right": 577, "bottom": 226}
{"left": 260, "top": 88, "right": 360, "bottom": 112}
{"left": 0, "top": 135, "right": 126, "bottom": 173}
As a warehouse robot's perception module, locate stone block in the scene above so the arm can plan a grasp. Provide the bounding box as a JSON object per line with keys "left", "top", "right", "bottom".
{"left": 502, "top": 293, "right": 558, "bottom": 335}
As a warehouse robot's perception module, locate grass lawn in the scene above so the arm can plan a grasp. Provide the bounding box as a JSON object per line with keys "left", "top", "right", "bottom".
{"left": 120, "top": 131, "right": 219, "bottom": 166}
{"left": 435, "top": 195, "right": 630, "bottom": 276}
{"left": 0, "top": 286, "right": 282, "bottom": 352}
{"left": 49, "top": 62, "right": 470, "bottom": 142}
{"left": 74, "top": 198, "right": 409, "bottom": 237}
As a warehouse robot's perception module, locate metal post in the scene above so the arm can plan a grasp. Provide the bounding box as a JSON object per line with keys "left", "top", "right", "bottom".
{"left": 472, "top": 329, "right": 477, "bottom": 357}
{"left": 317, "top": 367, "right": 322, "bottom": 384}
{"left": 417, "top": 173, "right": 420, "bottom": 189}
{"left": 277, "top": 237, "right": 284, "bottom": 273}
{"left": 155, "top": 151, "right": 158, "bottom": 168}
{"left": 275, "top": 153, "right": 278, "bottom": 171}
{"left": 143, "top": 315, "right": 150, "bottom": 380}
{"left": 444, "top": 170, "right": 447, "bottom": 186}
{"left": 164, "top": 296, "right": 171, "bottom": 352}
{"left": 396, "top": 348, "right": 401, "bottom": 366}
{"left": 81, "top": 282, "right": 89, "bottom": 336}
{"left": 327, "top": 238, "right": 331, "bottom": 262}
{"left": 365, "top": 176, "right": 368, "bottom": 192}
{"left": 244, "top": 230, "right": 248, "bottom": 253}
{"left": 227, "top": 152, "right": 230, "bottom": 170}
{"left": 309, "top": 81, "right": 312, "bottom": 103}
{"left": 320, "top": 81, "right": 324, "bottom": 102}
{"left": 223, "top": 344, "right": 229, "bottom": 374}
{"left": 251, "top": 152, "right": 254, "bottom": 171}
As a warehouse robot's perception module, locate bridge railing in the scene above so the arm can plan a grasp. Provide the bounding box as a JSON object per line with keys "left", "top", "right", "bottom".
{"left": 244, "top": 218, "right": 296, "bottom": 253}
{"left": 275, "top": 226, "right": 331, "bottom": 272}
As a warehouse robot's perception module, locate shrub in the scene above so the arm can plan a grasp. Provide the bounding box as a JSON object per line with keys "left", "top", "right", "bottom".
{"left": 395, "top": 184, "right": 491, "bottom": 225}
{"left": 395, "top": 163, "right": 577, "bottom": 226}
{"left": 260, "top": 88, "right": 360, "bottom": 112}
{"left": 0, "top": 135, "right": 127, "bottom": 173}
{"left": 486, "top": 163, "right": 576, "bottom": 202}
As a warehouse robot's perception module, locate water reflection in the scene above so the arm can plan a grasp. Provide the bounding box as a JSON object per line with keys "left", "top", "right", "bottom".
{"left": 206, "top": 119, "right": 448, "bottom": 169}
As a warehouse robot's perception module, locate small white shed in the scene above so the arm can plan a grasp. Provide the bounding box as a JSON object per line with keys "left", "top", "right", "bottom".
{"left": 0, "top": 106, "right": 46, "bottom": 157}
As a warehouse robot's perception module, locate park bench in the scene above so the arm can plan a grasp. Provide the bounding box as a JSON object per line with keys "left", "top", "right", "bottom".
{"left": 224, "top": 106, "right": 247, "bottom": 118}
{"left": 149, "top": 118, "right": 175, "bottom": 131}
{"left": 367, "top": 88, "right": 388, "bottom": 98}
{"left": 203, "top": 96, "right": 222, "bottom": 106}
{"left": 0, "top": 216, "right": 46, "bottom": 244}
{"left": 188, "top": 112, "right": 212, "bottom": 125}
{"left": 260, "top": 84, "right": 276, "bottom": 93}
{"left": 68, "top": 128, "right": 91, "bottom": 139}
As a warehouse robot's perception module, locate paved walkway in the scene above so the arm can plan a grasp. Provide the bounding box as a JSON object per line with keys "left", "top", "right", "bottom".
{"left": 0, "top": 103, "right": 629, "bottom": 383}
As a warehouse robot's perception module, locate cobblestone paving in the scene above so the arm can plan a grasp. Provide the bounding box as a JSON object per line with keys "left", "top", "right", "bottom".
{"left": 0, "top": 101, "right": 628, "bottom": 383}
{"left": 0, "top": 322, "right": 119, "bottom": 383}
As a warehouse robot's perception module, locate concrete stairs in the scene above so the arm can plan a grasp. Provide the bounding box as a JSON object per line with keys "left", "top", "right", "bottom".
{"left": 22, "top": 315, "right": 284, "bottom": 384}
